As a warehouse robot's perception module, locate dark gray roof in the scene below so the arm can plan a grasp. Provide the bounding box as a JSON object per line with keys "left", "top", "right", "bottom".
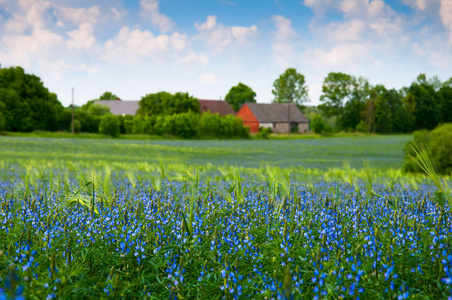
{"left": 246, "top": 103, "right": 308, "bottom": 123}
{"left": 94, "top": 100, "right": 139, "bottom": 116}
{"left": 198, "top": 99, "right": 235, "bottom": 116}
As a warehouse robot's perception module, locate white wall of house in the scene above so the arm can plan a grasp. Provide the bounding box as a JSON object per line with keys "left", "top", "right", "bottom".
{"left": 260, "top": 123, "right": 273, "bottom": 129}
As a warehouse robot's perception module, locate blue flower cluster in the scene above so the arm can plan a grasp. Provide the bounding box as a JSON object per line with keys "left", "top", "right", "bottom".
{"left": 0, "top": 176, "right": 451, "bottom": 298}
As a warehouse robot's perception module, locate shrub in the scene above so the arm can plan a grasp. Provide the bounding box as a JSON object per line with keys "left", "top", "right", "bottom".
{"left": 310, "top": 114, "right": 325, "bottom": 134}
{"left": 99, "top": 114, "right": 120, "bottom": 137}
{"left": 221, "top": 115, "right": 249, "bottom": 138}
{"left": 256, "top": 127, "right": 271, "bottom": 139}
{"left": 166, "top": 111, "right": 199, "bottom": 138}
{"left": 71, "top": 119, "right": 81, "bottom": 133}
{"left": 323, "top": 124, "right": 333, "bottom": 135}
{"left": 429, "top": 123, "right": 452, "bottom": 175}
{"left": 402, "top": 130, "right": 430, "bottom": 173}
{"left": 0, "top": 113, "right": 5, "bottom": 131}
{"left": 198, "top": 112, "right": 222, "bottom": 137}
{"left": 118, "top": 115, "right": 134, "bottom": 134}
{"left": 355, "top": 120, "right": 368, "bottom": 133}
{"left": 75, "top": 110, "right": 100, "bottom": 133}
{"left": 403, "top": 124, "right": 452, "bottom": 175}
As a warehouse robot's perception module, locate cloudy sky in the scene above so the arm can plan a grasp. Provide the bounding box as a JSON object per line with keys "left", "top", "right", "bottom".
{"left": 0, "top": 0, "right": 451, "bottom": 106}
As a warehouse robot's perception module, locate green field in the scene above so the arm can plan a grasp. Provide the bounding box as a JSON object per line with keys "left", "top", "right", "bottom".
{"left": 0, "top": 134, "right": 411, "bottom": 170}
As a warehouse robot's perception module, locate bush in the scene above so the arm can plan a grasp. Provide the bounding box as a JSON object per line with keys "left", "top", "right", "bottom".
{"left": 71, "top": 119, "right": 81, "bottom": 133}
{"left": 429, "top": 124, "right": 452, "bottom": 175}
{"left": 221, "top": 115, "right": 249, "bottom": 138}
{"left": 355, "top": 120, "right": 368, "bottom": 133}
{"left": 198, "top": 112, "right": 223, "bottom": 137}
{"left": 403, "top": 124, "right": 452, "bottom": 175}
{"left": 163, "top": 111, "right": 199, "bottom": 138}
{"left": 0, "top": 113, "right": 5, "bottom": 131}
{"left": 310, "top": 114, "right": 325, "bottom": 134}
{"left": 99, "top": 114, "right": 120, "bottom": 137}
{"left": 256, "top": 127, "right": 271, "bottom": 139}
{"left": 118, "top": 115, "right": 134, "bottom": 134}
{"left": 402, "top": 130, "right": 430, "bottom": 173}
{"left": 75, "top": 110, "right": 100, "bottom": 133}
{"left": 323, "top": 124, "right": 333, "bottom": 135}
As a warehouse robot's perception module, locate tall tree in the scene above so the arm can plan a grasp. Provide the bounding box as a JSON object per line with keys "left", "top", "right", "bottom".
{"left": 408, "top": 74, "right": 442, "bottom": 130}
{"left": 342, "top": 77, "right": 371, "bottom": 131}
{"left": 319, "top": 72, "right": 354, "bottom": 129}
{"left": 439, "top": 78, "right": 452, "bottom": 123}
{"left": 0, "top": 66, "right": 63, "bottom": 131}
{"left": 272, "top": 68, "right": 309, "bottom": 109}
{"left": 375, "top": 88, "right": 409, "bottom": 133}
{"left": 225, "top": 83, "right": 256, "bottom": 112}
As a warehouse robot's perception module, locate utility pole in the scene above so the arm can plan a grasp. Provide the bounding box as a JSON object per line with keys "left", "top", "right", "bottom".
{"left": 71, "top": 88, "right": 75, "bottom": 134}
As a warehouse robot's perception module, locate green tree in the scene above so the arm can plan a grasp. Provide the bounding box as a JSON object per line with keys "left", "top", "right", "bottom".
{"left": 98, "top": 91, "right": 120, "bottom": 100}
{"left": 99, "top": 114, "right": 120, "bottom": 137}
{"left": 407, "top": 75, "right": 442, "bottom": 130}
{"left": 87, "top": 103, "right": 110, "bottom": 116}
{"left": 319, "top": 72, "right": 354, "bottom": 129}
{"left": 439, "top": 78, "right": 452, "bottom": 123}
{"left": 0, "top": 67, "right": 64, "bottom": 131}
{"left": 375, "top": 88, "right": 410, "bottom": 133}
{"left": 225, "top": 83, "right": 256, "bottom": 112}
{"left": 272, "top": 68, "right": 309, "bottom": 110}
{"left": 310, "top": 114, "right": 325, "bottom": 134}
{"left": 138, "top": 92, "right": 200, "bottom": 116}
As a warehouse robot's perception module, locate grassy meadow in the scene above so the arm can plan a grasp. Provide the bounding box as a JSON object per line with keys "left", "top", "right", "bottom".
{"left": 1, "top": 134, "right": 452, "bottom": 299}
{"left": 0, "top": 134, "right": 410, "bottom": 170}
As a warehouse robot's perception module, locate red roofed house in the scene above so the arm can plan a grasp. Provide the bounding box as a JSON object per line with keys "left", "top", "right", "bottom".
{"left": 236, "top": 103, "right": 309, "bottom": 134}
{"left": 198, "top": 99, "right": 235, "bottom": 116}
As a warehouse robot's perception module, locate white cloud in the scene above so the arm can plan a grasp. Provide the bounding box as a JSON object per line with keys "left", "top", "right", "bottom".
{"left": 195, "top": 16, "right": 257, "bottom": 52}
{"left": 325, "top": 20, "right": 366, "bottom": 42}
{"left": 140, "top": 0, "right": 175, "bottom": 33}
{"left": 271, "top": 15, "right": 297, "bottom": 67}
{"left": 440, "top": 0, "right": 452, "bottom": 43}
{"left": 402, "top": 0, "right": 428, "bottom": 10}
{"left": 198, "top": 72, "right": 220, "bottom": 84}
{"left": 303, "top": 0, "right": 335, "bottom": 15}
{"left": 102, "top": 26, "right": 187, "bottom": 64}
{"left": 57, "top": 6, "right": 100, "bottom": 25}
{"left": 300, "top": 43, "right": 372, "bottom": 70}
{"left": 4, "top": 0, "right": 53, "bottom": 34}
{"left": 177, "top": 51, "right": 209, "bottom": 66}
{"left": 67, "top": 22, "right": 96, "bottom": 49}
{"left": 231, "top": 25, "right": 257, "bottom": 43}
{"left": 196, "top": 16, "right": 217, "bottom": 30}
{"left": 1, "top": 28, "right": 64, "bottom": 64}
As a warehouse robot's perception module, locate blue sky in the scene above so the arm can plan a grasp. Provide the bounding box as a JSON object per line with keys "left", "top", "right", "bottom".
{"left": 0, "top": 0, "right": 451, "bottom": 106}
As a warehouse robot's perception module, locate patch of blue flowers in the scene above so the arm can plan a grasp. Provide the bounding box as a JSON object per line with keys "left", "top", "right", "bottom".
{"left": 0, "top": 177, "right": 451, "bottom": 298}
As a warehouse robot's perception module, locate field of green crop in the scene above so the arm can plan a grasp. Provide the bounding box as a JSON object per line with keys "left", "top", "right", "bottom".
{"left": 0, "top": 135, "right": 410, "bottom": 170}
{"left": 1, "top": 135, "right": 452, "bottom": 299}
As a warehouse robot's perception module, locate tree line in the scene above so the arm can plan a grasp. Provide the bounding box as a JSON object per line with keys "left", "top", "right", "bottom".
{"left": 0, "top": 66, "right": 451, "bottom": 136}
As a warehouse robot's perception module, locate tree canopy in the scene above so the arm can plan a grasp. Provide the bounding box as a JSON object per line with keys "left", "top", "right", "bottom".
{"left": 98, "top": 92, "right": 120, "bottom": 100}
{"left": 225, "top": 83, "right": 256, "bottom": 112}
{"left": 272, "top": 68, "right": 309, "bottom": 108}
{"left": 0, "top": 66, "right": 64, "bottom": 131}
{"left": 138, "top": 92, "right": 200, "bottom": 116}
{"left": 319, "top": 72, "right": 355, "bottom": 128}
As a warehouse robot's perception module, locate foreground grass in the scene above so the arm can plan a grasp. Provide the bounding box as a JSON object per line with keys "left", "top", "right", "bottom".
{"left": 0, "top": 167, "right": 451, "bottom": 299}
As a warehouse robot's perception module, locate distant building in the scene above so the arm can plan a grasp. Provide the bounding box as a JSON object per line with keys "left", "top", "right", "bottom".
{"left": 198, "top": 99, "right": 235, "bottom": 116}
{"left": 94, "top": 100, "right": 139, "bottom": 116}
{"left": 236, "top": 103, "right": 309, "bottom": 134}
